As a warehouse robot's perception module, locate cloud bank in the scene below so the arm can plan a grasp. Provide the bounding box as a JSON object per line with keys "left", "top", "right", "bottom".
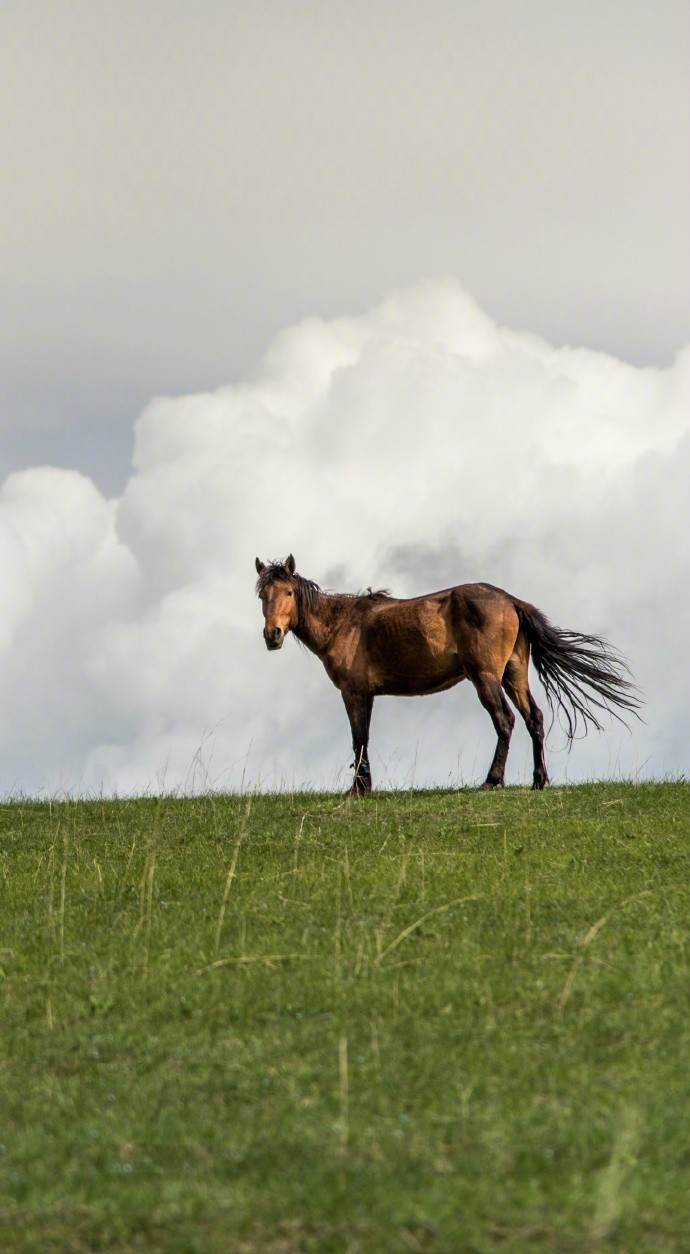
{"left": 1, "top": 281, "right": 688, "bottom": 795}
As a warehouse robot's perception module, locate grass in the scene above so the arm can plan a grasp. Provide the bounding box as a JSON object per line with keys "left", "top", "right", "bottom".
{"left": 1, "top": 782, "right": 689, "bottom": 1251}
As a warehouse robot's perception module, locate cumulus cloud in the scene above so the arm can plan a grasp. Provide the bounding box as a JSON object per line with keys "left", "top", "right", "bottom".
{"left": 1, "top": 281, "right": 688, "bottom": 794}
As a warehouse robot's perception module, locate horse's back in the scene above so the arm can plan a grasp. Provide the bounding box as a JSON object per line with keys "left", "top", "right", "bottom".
{"left": 346, "top": 581, "right": 521, "bottom": 695}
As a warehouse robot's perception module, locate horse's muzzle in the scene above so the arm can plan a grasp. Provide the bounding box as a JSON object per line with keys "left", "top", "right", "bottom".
{"left": 264, "top": 627, "right": 284, "bottom": 650}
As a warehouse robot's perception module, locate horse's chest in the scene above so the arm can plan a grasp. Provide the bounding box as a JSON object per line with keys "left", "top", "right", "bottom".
{"left": 321, "top": 629, "right": 367, "bottom": 689}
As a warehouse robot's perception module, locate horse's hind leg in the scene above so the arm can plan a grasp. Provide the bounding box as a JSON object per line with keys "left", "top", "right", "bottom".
{"left": 470, "top": 671, "right": 516, "bottom": 790}
{"left": 502, "top": 655, "right": 549, "bottom": 789}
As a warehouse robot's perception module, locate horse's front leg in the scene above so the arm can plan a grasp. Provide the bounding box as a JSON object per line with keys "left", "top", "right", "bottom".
{"left": 342, "top": 689, "right": 374, "bottom": 796}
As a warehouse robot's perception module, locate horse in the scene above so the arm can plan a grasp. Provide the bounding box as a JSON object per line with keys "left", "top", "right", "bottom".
{"left": 255, "top": 554, "right": 640, "bottom": 794}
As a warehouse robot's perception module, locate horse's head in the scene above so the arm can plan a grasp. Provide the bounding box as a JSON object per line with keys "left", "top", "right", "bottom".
{"left": 255, "top": 554, "right": 299, "bottom": 650}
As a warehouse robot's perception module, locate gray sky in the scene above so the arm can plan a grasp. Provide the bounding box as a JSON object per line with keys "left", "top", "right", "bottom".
{"left": 2, "top": 0, "right": 688, "bottom": 494}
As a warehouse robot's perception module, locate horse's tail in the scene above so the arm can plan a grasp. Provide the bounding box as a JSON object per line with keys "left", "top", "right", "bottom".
{"left": 516, "top": 600, "right": 642, "bottom": 743}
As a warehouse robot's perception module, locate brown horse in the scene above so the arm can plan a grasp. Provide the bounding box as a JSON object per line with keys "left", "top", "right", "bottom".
{"left": 255, "top": 555, "right": 640, "bottom": 794}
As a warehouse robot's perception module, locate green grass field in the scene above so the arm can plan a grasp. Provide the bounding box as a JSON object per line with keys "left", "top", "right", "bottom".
{"left": 1, "top": 782, "right": 689, "bottom": 1252}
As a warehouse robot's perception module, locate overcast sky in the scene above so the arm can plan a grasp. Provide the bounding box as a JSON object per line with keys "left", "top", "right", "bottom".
{"left": 2, "top": 0, "right": 688, "bottom": 493}
{"left": 1, "top": 1, "right": 688, "bottom": 794}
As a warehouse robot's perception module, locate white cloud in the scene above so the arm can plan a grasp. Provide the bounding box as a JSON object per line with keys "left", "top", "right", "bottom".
{"left": 1, "top": 281, "right": 688, "bottom": 794}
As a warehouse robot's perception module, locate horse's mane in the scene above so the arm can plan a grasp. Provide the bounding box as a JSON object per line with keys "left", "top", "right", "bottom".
{"left": 255, "top": 561, "right": 322, "bottom": 614}
{"left": 361, "top": 586, "right": 392, "bottom": 601}
{"left": 255, "top": 560, "right": 391, "bottom": 618}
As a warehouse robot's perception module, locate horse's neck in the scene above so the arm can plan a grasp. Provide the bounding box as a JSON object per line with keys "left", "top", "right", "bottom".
{"left": 295, "top": 593, "right": 348, "bottom": 655}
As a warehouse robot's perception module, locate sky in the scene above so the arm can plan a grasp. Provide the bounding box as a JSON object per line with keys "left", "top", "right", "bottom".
{"left": 1, "top": 1, "right": 688, "bottom": 795}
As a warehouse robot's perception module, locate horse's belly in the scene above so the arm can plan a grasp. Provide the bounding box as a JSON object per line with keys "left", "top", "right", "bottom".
{"left": 420, "top": 671, "right": 467, "bottom": 696}
{"left": 364, "top": 610, "right": 464, "bottom": 696}
{"left": 374, "top": 659, "right": 466, "bottom": 697}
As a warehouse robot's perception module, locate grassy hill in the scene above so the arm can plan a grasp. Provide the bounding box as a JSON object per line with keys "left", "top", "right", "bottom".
{"left": 1, "top": 782, "right": 689, "bottom": 1251}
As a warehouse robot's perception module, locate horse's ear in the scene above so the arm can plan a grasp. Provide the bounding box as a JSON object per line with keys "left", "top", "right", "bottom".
{"left": 285, "top": 554, "right": 296, "bottom": 575}
{"left": 255, "top": 557, "right": 265, "bottom": 574}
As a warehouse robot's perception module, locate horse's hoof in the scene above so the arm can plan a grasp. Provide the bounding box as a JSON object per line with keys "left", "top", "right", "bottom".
{"left": 479, "top": 780, "right": 499, "bottom": 791}
{"left": 348, "top": 781, "right": 371, "bottom": 798}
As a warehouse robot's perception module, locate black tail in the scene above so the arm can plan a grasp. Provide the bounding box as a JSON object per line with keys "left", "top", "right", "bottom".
{"left": 517, "top": 602, "right": 642, "bottom": 743}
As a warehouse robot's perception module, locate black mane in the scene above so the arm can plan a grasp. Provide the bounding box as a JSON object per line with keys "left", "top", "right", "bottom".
{"left": 255, "top": 561, "right": 322, "bottom": 615}
{"left": 255, "top": 561, "right": 391, "bottom": 620}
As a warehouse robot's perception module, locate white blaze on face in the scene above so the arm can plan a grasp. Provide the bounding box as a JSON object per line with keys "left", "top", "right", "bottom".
{"left": 0, "top": 281, "right": 688, "bottom": 794}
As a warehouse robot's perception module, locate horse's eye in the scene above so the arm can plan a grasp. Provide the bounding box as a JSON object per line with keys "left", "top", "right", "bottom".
{"left": 286, "top": 590, "right": 293, "bottom": 597}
